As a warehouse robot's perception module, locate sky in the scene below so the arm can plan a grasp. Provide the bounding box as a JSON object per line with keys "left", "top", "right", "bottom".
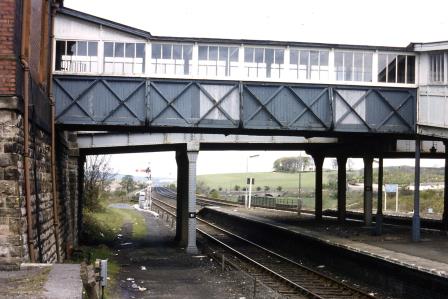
{"left": 64, "top": 0, "right": 448, "bottom": 177}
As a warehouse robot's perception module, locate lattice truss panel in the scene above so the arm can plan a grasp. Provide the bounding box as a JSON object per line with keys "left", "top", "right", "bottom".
{"left": 54, "top": 76, "right": 415, "bottom": 133}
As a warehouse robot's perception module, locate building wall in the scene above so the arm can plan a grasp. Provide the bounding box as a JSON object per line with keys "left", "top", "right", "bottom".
{"left": 0, "top": 0, "right": 80, "bottom": 270}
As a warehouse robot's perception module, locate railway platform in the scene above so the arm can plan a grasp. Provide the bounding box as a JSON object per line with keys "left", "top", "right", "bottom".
{"left": 199, "top": 205, "right": 448, "bottom": 299}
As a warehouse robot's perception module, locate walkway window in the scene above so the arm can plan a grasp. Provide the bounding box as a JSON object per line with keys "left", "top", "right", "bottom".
{"left": 198, "top": 45, "right": 239, "bottom": 77}
{"left": 151, "top": 43, "right": 193, "bottom": 75}
{"left": 104, "top": 42, "right": 145, "bottom": 74}
{"left": 244, "top": 47, "right": 284, "bottom": 79}
{"left": 335, "top": 51, "right": 372, "bottom": 82}
{"left": 429, "top": 53, "right": 445, "bottom": 83}
{"left": 378, "top": 53, "right": 415, "bottom": 84}
{"left": 55, "top": 40, "right": 98, "bottom": 73}
{"left": 289, "top": 49, "right": 329, "bottom": 80}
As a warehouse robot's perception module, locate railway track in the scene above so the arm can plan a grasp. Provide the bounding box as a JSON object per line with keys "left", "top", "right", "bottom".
{"left": 151, "top": 189, "right": 375, "bottom": 299}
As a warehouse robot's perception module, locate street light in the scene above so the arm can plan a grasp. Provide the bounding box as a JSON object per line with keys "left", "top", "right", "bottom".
{"left": 245, "top": 154, "right": 260, "bottom": 208}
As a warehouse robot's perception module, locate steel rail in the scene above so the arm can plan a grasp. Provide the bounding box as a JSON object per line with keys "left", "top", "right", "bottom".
{"left": 151, "top": 191, "right": 375, "bottom": 299}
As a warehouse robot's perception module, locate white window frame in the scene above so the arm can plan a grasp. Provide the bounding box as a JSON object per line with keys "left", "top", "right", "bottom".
{"left": 103, "top": 41, "right": 145, "bottom": 75}
{"left": 150, "top": 42, "right": 193, "bottom": 76}
{"left": 54, "top": 39, "right": 99, "bottom": 73}
{"left": 377, "top": 52, "right": 416, "bottom": 84}
{"left": 243, "top": 46, "right": 285, "bottom": 79}
{"left": 334, "top": 50, "right": 373, "bottom": 83}
{"left": 197, "top": 44, "right": 239, "bottom": 78}
{"left": 289, "top": 48, "right": 330, "bottom": 81}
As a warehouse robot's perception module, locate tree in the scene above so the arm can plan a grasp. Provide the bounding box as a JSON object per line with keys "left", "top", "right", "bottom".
{"left": 256, "top": 186, "right": 262, "bottom": 191}
{"left": 234, "top": 185, "right": 240, "bottom": 191}
{"left": 276, "top": 186, "right": 283, "bottom": 192}
{"left": 347, "top": 158, "right": 355, "bottom": 171}
{"left": 120, "top": 175, "right": 135, "bottom": 194}
{"left": 264, "top": 185, "right": 270, "bottom": 191}
{"left": 273, "top": 156, "right": 312, "bottom": 173}
{"left": 84, "top": 155, "right": 116, "bottom": 211}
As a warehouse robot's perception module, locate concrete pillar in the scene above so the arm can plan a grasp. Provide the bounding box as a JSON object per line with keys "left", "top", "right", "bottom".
{"left": 412, "top": 139, "right": 421, "bottom": 242}
{"left": 186, "top": 147, "right": 199, "bottom": 254}
{"left": 312, "top": 155, "right": 324, "bottom": 221}
{"left": 175, "top": 150, "right": 188, "bottom": 244}
{"left": 375, "top": 157, "right": 384, "bottom": 235}
{"left": 363, "top": 156, "right": 373, "bottom": 226}
{"left": 443, "top": 141, "right": 448, "bottom": 230}
{"left": 337, "top": 156, "right": 347, "bottom": 222}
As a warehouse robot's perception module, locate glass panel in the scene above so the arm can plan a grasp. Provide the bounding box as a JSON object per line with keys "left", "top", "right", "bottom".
{"left": 183, "top": 45, "right": 192, "bottom": 60}
{"left": 335, "top": 51, "right": 343, "bottom": 81}
{"left": 275, "top": 49, "right": 284, "bottom": 64}
{"left": 77, "top": 41, "right": 87, "bottom": 56}
{"left": 387, "top": 54, "right": 396, "bottom": 83}
{"left": 104, "top": 42, "right": 114, "bottom": 57}
{"left": 310, "top": 51, "right": 319, "bottom": 66}
{"left": 67, "top": 41, "right": 76, "bottom": 56}
{"left": 173, "top": 45, "right": 182, "bottom": 59}
{"left": 319, "top": 51, "right": 328, "bottom": 66}
{"left": 55, "top": 41, "right": 66, "bottom": 71}
{"left": 353, "top": 52, "right": 363, "bottom": 81}
{"left": 397, "top": 55, "right": 406, "bottom": 83}
{"left": 151, "top": 44, "right": 161, "bottom": 59}
{"left": 219, "top": 47, "right": 228, "bottom": 61}
{"left": 209, "top": 46, "right": 218, "bottom": 60}
{"left": 407, "top": 55, "right": 415, "bottom": 84}
{"left": 88, "top": 42, "right": 97, "bottom": 56}
{"left": 290, "top": 50, "right": 298, "bottom": 65}
{"left": 115, "top": 43, "right": 124, "bottom": 57}
{"left": 136, "top": 43, "right": 145, "bottom": 58}
{"left": 343, "top": 52, "right": 353, "bottom": 81}
{"left": 244, "top": 47, "right": 254, "bottom": 62}
{"left": 300, "top": 50, "right": 309, "bottom": 66}
{"left": 162, "top": 44, "right": 171, "bottom": 59}
{"left": 265, "top": 48, "right": 274, "bottom": 63}
{"left": 125, "top": 43, "right": 135, "bottom": 58}
{"left": 229, "top": 47, "right": 238, "bottom": 62}
{"left": 363, "top": 52, "right": 372, "bottom": 82}
{"left": 199, "top": 46, "right": 208, "bottom": 60}
{"left": 255, "top": 48, "right": 264, "bottom": 63}
{"left": 378, "top": 53, "right": 387, "bottom": 82}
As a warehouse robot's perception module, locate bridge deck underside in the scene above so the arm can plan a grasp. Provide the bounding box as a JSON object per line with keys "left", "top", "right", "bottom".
{"left": 54, "top": 76, "right": 416, "bottom": 135}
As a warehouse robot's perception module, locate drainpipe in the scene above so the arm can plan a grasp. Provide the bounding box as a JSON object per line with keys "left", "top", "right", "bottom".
{"left": 20, "top": 57, "right": 35, "bottom": 263}
{"left": 48, "top": 2, "right": 61, "bottom": 263}
{"left": 20, "top": 0, "right": 35, "bottom": 263}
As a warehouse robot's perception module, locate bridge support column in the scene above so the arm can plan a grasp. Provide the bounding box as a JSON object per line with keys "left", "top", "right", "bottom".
{"left": 363, "top": 156, "right": 373, "bottom": 226}
{"left": 412, "top": 139, "right": 421, "bottom": 242}
{"left": 186, "top": 146, "right": 199, "bottom": 254}
{"left": 443, "top": 141, "right": 448, "bottom": 230}
{"left": 175, "top": 150, "right": 188, "bottom": 244}
{"left": 312, "top": 155, "right": 324, "bottom": 221}
{"left": 375, "top": 157, "right": 384, "bottom": 235}
{"left": 337, "top": 156, "right": 347, "bottom": 222}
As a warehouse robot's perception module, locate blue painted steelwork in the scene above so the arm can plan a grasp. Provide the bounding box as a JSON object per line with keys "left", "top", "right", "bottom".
{"left": 53, "top": 75, "right": 416, "bottom": 134}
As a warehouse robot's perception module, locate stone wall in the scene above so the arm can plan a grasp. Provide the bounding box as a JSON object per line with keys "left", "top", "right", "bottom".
{"left": 0, "top": 105, "right": 80, "bottom": 269}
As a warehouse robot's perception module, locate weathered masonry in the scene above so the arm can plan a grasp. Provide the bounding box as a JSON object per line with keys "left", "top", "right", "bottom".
{"left": 0, "top": 0, "right": 80, "bottom": 270}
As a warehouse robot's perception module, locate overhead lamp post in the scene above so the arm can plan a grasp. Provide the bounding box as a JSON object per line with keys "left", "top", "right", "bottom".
{"left": 245, "top": 154, "right": 260, "bottom": 208}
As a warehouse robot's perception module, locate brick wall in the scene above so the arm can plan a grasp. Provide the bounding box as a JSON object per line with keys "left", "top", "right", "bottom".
{"left": 0, "top": 0, "right": 17, "bottom": 95}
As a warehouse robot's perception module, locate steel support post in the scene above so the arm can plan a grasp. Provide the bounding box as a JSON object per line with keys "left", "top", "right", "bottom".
{"left": 412, "top": 139, "right": 421, "bottom": 242}
{"left": 443, "top": 141, "right": 448, "bottom": 230}
{"left": 175, "top": 150, "right": 188, "bottom": 244}
{"left": 186, "top": 144, "right": 199, "bottom": 254}
{"left": 375, "top": 157, "right": 384, "bottom": 235}
{"left": 337, "top": 156, "right": 347, "bottom": 222}
{"left": 312, "top": 155, "right": 324, "bottom": 221}
{"left": 363, "top": 156, "right": 373, "bottom": 226}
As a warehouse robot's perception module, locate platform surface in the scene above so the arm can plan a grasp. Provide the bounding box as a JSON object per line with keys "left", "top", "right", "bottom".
{"left": 207, "top": 206, "right": 448, "bottom": 278}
